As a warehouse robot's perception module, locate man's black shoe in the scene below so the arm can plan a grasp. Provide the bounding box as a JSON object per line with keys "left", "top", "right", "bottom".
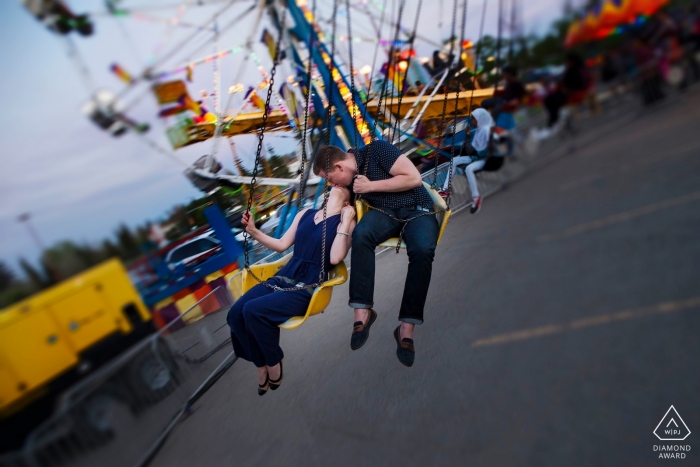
{"left": 350, "top": 309, "right": 377, "bottom": 350}
{"left": 393, "top": 326, "right": 415, "bottom": 367}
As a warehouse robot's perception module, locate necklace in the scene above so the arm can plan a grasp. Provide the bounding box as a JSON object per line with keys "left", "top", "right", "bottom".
{"left": 314, "top": 209, "right": 340, "bottom": 223}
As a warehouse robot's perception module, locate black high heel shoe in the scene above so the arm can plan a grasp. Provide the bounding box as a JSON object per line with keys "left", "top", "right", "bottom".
{"left": 258, "top": 374, "right": 270, "bottom": 396}
{"left": 269, "top": 360, "right": 283, "bottom": 391}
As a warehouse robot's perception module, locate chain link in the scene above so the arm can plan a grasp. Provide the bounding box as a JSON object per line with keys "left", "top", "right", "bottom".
{"left": 242, "top": 9, "right": 326, "bottom": 293}
{"left": 298, "top": 0, "right": 317, "bottom": 208}
{"left": 345, "top": 0, "right": 359, "bottom": 151}
{"left": 243, "top": 2, "right": 337, "bottom": 293}
{"left": 433, "top": 0, "right": 459, "bottom": 190}
{"left": 324, "top": 0, "right": 339, "bottom": 143}
{"left": 444, "top": 0, "right": 469, "bottom": 206}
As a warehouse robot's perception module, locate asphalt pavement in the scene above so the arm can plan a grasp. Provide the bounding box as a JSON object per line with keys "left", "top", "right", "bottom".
{"left": 150, "top": 90, "right": 700, "bottom": 467}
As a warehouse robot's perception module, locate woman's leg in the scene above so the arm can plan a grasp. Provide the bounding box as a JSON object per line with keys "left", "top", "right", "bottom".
{"left": 442, "top": 156, "right": 474, "bottom": 190}
{"left": 465, "top": 159, "right": 486, "bottom": 198}
{"left": 226, "top": 283, "right": 274, "bottom": 365}
{"left": 241, "top": 288, "right": 312, "bottom": 368}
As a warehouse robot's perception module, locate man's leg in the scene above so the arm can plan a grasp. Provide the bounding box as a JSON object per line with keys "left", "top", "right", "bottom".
{"left": 398, "top": 210, "right": 439, "bottom": 335}
{"left": 350, "top": 209, "right": 400, "bottom": 323}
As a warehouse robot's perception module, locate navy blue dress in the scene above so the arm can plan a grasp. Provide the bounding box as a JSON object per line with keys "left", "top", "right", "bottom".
{"left": 226, "top": 209, "right": 342, "bottom": 367}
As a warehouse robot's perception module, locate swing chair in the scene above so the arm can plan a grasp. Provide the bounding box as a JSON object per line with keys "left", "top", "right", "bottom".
{"left": 355, "top": 182, "right": 452, "bottom": 249}
{"left": 239, "top": 0, "right": 349, "bottom": 329}
{"left": 241, "top": 253, "right": 348, "bottom": 329}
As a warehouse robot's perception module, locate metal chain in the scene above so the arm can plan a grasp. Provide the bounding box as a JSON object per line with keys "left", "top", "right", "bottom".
{"left": 467, "top": 0, "right": 488, "bottom": 114}
{"left": 387, "top": 0, "right": 407, "bottom": 143}
{"left": 360, "top": 0, "right": 388, "bottom": 139}
{"left": 432, "top": 0, "right": 458, "bottom": 190}
{"left": 358, "top": 201, "right": 447, "bottom": 253}
{"left": 243, "top": 1, "right": 338, "bottom": 292}
{"left": 298, "top": 0, "right": 317, "bottom": 208}
{"left": 391, "top": 0, "right": 421, "bottom": 144}
{"left": 444, "top": 0, "right": 469, "bottom": 206}
{"left": 316, "top": 0, "right": 340, "bottom": 286}
{"left": 345, "top": 0, "right": 359, "bottom": 151}
{"left": 242, "top": 9, "right": 326, "bottom": 292}
{"left": 325, "top": 0, "right": 339, "bottom": 142}
{"left": 355, "top": 0, "right": 449, "bottom": 254}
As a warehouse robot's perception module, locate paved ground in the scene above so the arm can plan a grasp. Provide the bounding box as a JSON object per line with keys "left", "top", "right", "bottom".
{"left": 151, "top": 91, "right": 700, "bottom": 467}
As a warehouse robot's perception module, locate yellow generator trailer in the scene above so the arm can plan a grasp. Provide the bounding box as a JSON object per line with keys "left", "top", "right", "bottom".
{"left": 0, "top": 259, "right": 172, "bottom": 452}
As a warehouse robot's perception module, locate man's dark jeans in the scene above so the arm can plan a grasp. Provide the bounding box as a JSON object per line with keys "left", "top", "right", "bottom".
{"left": 349, "top": 207, "right": 439, "bottom": 324}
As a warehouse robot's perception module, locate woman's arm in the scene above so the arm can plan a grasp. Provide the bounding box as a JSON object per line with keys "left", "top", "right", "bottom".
{"left": 329, "top": 206, "right": 356, "bottom": 265}
{"left": 242, "top": 209, "right": 308, "bottom": 253}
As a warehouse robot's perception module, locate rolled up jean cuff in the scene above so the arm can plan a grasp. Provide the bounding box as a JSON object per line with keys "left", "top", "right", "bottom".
{"left": 400, "top": 318, "right": 423, "bottom": 325}
{"left": 349, "top": 301, "right": 373, "bottom": 309}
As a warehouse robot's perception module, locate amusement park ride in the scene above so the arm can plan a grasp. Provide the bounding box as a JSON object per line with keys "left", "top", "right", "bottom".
{"left": 24, "top": 0, "right": 496, "bottom": 191}
{"left": 21, "top": 0, "right": 504, "bottom": 317}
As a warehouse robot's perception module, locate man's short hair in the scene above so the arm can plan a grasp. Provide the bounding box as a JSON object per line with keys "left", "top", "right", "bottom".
{"left": 312, "top": 145, "right": 349, "bottom": 175}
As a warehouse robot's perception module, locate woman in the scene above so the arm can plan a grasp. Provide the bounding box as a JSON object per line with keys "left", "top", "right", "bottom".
{"left": 226, "top": 187, "right": 356, "bottom": 395}
{"left": 439, "top": 108, "right": 494, "bottom": 214}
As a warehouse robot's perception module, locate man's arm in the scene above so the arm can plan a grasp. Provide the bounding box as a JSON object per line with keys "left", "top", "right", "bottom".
{"left": 353, "top": 154, "right": 423, "bottom": 194}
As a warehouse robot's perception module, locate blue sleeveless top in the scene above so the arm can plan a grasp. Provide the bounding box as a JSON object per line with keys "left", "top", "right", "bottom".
{"left": 275, "top": 209, "right": 342, "bottom": 285}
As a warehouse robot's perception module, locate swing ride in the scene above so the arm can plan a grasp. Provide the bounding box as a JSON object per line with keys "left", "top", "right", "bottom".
{"left": 33, "top": 0, "right": 515, "bottom": 328}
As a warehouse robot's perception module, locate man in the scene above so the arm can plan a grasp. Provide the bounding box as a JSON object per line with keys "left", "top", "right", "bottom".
{"left": 482, "top": 65, "right": 527, "bottom": 123}
{"left": 313, "top": 141, "right": 439, "bottom": 367}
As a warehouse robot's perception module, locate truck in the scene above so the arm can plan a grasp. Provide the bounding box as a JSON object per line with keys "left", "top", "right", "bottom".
{"left": 0, "top": 259, "right": 174, "bottom": 453}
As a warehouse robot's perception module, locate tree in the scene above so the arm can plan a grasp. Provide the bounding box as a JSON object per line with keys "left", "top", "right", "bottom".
{"left": 20, "top": 257, "right": 48, "bottom": 289}
{"left": 102, "top": 239, "right": 121, "bottom": 259}
{"left": 268, "top": 155, "right": 292, "bottom": 179}
{"left": 116, "top": 224, "right": 139, "bottom": 260}
{"left": 0, "top": 261, "right": 15, "bottom": 291}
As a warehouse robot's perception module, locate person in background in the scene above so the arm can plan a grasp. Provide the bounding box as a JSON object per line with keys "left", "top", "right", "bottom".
{"left": 482, "top": 65, "right": 528, "bottom": 123}
{"left": 542, "top": 53, "right": 591, "bottom": 129}
{"left": 439, "top": 108, "right": 494, "bottom": 214}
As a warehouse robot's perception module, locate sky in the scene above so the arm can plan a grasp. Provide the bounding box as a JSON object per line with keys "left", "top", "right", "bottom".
{"left": 0, "top": 0, "right": 565, "bottom": 277}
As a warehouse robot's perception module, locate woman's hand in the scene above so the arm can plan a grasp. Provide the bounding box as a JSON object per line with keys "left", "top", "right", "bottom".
{"left": 241, "top": 211, "right": 257, "bottom": 235}
{"left": 340, "top": 205, "right": 356, "bottom": 226}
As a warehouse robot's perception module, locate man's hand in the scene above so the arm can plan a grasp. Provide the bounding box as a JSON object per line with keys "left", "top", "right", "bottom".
{"left": 353, "top": 175, "right": 373, "bottom": 194}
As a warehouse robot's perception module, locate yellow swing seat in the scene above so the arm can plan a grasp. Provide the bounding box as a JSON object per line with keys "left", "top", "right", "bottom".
{"left": 240, "top": 253, "right": 348, "bottom": 329}
{"left": 355, "top": 181, "right": 452, "bottom": 249}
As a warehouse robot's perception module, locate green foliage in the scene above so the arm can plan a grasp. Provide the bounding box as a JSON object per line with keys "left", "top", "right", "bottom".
{"left": 116, "top": 223, "right": 140, "bottom": 260}
{"left": 0, "top": 261, "right": 15, "bottom": 291}
{"left": 268, "top": 155, "right": 292, "bottom": 179}
{"left": 0, "top": 285, "right": 32, "bottom": 309}
{"left": 20, "top": 257, "right": 49, "bottom": 289}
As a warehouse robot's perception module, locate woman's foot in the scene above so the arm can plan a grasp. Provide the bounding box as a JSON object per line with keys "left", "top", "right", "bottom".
{"left": 257, "top": 367, "right": 269, "bottom": 396}
{"left": 268, "top": 360, "right": 284, "bottom": 390}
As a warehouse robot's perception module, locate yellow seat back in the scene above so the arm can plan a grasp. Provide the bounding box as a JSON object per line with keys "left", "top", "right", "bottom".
{"left": 240, "top": 253, "right": 348, "bottom": 330}
{"left": 355, "top": 181, "right": 451, "bottom": 248}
